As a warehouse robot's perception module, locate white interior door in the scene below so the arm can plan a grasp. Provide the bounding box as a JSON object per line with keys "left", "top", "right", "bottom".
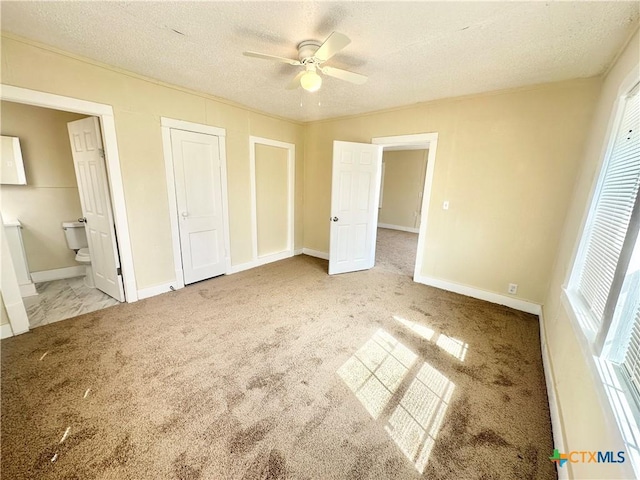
{"left": 171, "top": 129, "right": 226, "bottom": 285}
{"left": 329, "top": 141, "right": 383, "bottom": 275}
{"left": 67, "top": 117, "right": 124, "bottom": 301}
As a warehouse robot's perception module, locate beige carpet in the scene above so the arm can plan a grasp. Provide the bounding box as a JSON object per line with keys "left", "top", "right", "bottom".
{"left": 1, "top": 230, "right": 556, "bottom": 480}
{"left": 374, "top": 228, "right": 418, "bottom": 277}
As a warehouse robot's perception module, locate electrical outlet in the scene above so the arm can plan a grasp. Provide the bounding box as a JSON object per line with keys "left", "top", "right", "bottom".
{"left": 508, "top": 283, "right": 518, "bottom": 295}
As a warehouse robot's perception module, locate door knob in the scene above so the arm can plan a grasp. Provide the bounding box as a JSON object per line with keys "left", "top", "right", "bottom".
{"left": 78, "top": 217, "right": 87, "bottom": 223}
{"left": 331, "top": 217, "right": 339, "bottom": 222}
{"left": 181, "top": 212, "right": 189, "bottom": 218}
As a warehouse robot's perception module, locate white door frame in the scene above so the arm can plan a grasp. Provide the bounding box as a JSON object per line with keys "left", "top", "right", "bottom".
{"left": 0, "top": 84, "right": 138, "bottom": 303}
{"left": 249, "top": 136, "right": 295, "bottom": 266}
{"left": 160, "top": 117, "right": 231, "bottom": 290}
{"left": 372, "top": 133, "right": 439, "bottom": 282}
{"left": 1, "top": 214, "right": 30, "bottom": 338}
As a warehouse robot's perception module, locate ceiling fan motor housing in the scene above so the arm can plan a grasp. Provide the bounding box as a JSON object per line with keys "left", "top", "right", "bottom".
{"left": 297, "top": 40, "right": 322, "bottom": 63}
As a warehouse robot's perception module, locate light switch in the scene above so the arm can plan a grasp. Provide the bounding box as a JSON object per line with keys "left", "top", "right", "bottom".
{"left": 443, "top": 201, "right": 449, "bottom": 210}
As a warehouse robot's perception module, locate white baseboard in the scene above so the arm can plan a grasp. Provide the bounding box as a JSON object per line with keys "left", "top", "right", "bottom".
{"left": 31, "top": 266, "right": 85, "bottom": 283}
{"left": 228, "top": 250, "right": 294, "bottom": 274}
{"left": 19, "top": 282, "right": 37, "bottom": 297}
{"left": 1, "top": 323, "right": 14, "bottom": 339}
{"left": 414, "top": 274, "right": 542, "bottom": 315}
{"left": 228, "top": 260, "right": 259, "bottom": 274}
{"left": 137, "top": 281, "right": 180, "bottom": 300}
{"left": 378, "top": 223, "right": 419, "bottom": 233}
{"left": 294, "top": 248, "right": 303, "bottom": 256}
{"left": 538, "top": 309, "right": 568, "bottom": 480}
{"left": 302, "top": 248, "right": 329, "bottom": 260}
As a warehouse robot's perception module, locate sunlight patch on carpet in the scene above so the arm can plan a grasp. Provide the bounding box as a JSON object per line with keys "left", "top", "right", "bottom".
{"left": 436, "top": 335, "right": 468, "bottom": 361}
{"left": 337, "top": 329, "right": 417, "bottom": 418}
{"left": 338, "top": 329, "right": 455, "bottom": 473}
{"left": 393, "top": 315, "right": 468, "bottom": 361}
{"left": 393, "top": 316, "right": 435, "bottom": 341}
{"left": 385, "top": 362, "right": 455, "bottom": 473}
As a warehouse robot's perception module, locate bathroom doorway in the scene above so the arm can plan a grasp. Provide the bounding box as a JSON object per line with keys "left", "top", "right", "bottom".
{"left": 0, "top": 86, "right": 135, "bottom": 335}
{"left": 1, "top": 102, "right": 123, "bottom": 328}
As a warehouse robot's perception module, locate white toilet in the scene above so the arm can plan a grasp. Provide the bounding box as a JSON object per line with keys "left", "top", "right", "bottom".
{"left": 62, "top": 221, "right": 95, "bottom": 288}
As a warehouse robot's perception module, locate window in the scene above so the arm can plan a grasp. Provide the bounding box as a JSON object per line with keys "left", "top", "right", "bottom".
{"left": 567, "top": 79, "right": 640, "bottom": 465}
{"left": 614, "top": 230, "right": 640, "bottom": 402}
{"left": 569, "top": 79, "right": 640, "bottom": 341}
{"left": 570, "top": 81, "right": 640, "bottom": 338}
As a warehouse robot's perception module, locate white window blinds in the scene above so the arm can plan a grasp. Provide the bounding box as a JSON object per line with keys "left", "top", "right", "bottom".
{"left": 624, "top": 304, "right": 640, "bottom": 399}
{"left": 576, "top": 82, "right": 640, "bottom": 329}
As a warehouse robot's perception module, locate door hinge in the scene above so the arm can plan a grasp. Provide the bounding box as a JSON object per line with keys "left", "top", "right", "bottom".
{"left": 117, "top": 267, "right": 122, "bottom": 276}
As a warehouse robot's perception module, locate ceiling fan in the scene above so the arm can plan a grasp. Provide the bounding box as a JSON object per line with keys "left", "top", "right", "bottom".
{"left": 243, "top": 32, "right": 367, "bottom": 92}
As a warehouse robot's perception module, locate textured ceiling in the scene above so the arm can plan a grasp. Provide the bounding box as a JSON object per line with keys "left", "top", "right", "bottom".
{"left": 1, "top": 1, "right": 638, "bottom": 122}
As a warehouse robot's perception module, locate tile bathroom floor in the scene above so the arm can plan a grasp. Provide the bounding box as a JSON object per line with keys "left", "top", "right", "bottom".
{"left": 22, "top": 277, "right": 121, "bottom": 328}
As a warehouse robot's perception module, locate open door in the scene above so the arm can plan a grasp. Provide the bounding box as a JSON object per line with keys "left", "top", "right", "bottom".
{"left": 329, "top": 141, "right": 383, "bottom": 275}
{"left": 67, "top": 117, "right": 125, "bottom": 301}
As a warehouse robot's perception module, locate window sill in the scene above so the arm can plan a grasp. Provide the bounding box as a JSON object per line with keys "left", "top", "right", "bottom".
{"left": 560, "top": 288, "right": 640, "bottom": 477}
{"left": 561, "top": 288, "right": 598, "bottom": 353}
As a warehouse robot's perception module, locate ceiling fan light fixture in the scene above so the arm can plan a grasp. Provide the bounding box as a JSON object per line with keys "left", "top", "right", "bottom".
{"left": 243, "top": 32, "right": 367, "bottom": 92}
{"left": 300, "top": 70, "right": 322, "bottom": 92}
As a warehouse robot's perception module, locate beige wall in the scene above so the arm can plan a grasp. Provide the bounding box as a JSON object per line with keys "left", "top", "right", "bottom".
{"left": 0, "top": 101, "right": 85, "bottom": 272}
{"left": 541, "top": 30, "right": 639, "bottom": 480}
{"left": 255, "top": 144, "right": 289, "bottom": 256}
{"left": 1, "top": 35, "right": 305, "bottom": 290}
{"left": 304, "top": 79, "right": 601, "bottom": 304}
{"left": 378, "top": 149, "right": 427, "bottom": 229}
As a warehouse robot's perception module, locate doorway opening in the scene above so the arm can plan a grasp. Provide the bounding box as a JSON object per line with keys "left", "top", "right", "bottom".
{"left": 371, "top": 133, "right": 438, "bottom": 282}
{"left": 1, "top": 104, "right": 125, "bottom": 329}
{"left": 375, "top": 147, "right": 428, "bottom": 277}
{"left": 0, "top": 85, "right": 137, "bottom": 338}
{"left": 327, "top": 133, "right": 437, "bottom": 281}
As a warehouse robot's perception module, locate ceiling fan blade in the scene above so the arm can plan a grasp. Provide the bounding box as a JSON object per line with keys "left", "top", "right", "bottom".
{"left": 286, "top": 71, "right": 305, "bottom": 90}
{"left": 321, "top": 66, "right": 368, "bottom": 85}
{"left": 243, "top": 51, "right": 301, "bottom": 66}
{"left": 314, "top": 32, "right": 351, "bottom": 62}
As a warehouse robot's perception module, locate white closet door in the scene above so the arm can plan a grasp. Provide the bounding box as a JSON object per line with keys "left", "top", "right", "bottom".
{"left": 171, "top": 129, "right": 226, "bottom": 284}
